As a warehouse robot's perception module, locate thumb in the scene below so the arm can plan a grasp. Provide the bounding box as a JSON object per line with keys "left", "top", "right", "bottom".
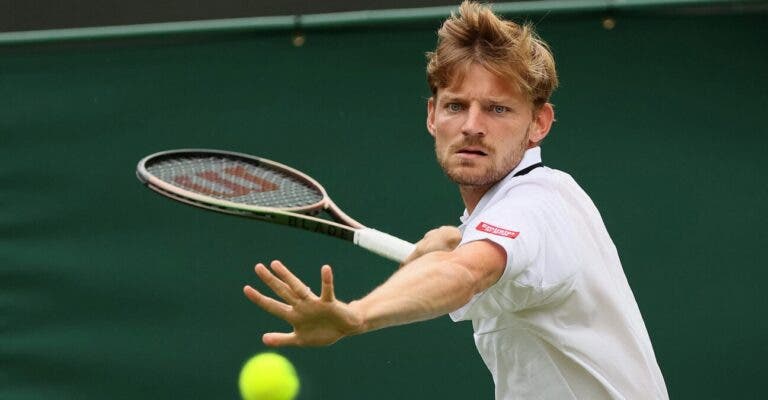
{"left": 263, "top": 332, "right": 298, "bottom": 347}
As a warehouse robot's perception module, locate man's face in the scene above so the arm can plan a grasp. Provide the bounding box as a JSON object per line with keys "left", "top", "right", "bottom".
{"left": 427, "top": 63, "right": 551, "bottom": 189}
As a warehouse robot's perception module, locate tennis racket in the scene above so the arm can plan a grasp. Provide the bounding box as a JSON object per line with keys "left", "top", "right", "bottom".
{"left": 136, "top": 149, "right": 415, "bottom": 263}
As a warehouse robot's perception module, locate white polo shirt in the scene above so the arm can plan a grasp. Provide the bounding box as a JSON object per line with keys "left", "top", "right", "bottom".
{"left": 450, "top": 147, "right": 668, "bottom": 400}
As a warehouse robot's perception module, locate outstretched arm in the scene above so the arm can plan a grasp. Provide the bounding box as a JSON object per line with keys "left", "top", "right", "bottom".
{"left": 244, "top": 236, "right": 505, "bottom": 347}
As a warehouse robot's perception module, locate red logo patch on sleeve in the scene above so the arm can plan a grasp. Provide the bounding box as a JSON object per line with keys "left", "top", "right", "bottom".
{"left": 475, "top": 222, "right": 519, "bottom": 239}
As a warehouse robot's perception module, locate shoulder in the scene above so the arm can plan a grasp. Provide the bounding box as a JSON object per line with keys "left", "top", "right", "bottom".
{"left": 487, "top": 167, "right": 585, "bottom": 217}
{"left": 500, "top": 167, "right": 574, "bottom": 198}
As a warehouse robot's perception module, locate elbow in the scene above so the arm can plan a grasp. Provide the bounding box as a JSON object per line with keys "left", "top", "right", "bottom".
{"left": 434, "top": 239, "right": 507, "bottom": 299}
{"left": 448, "top": 262, "right": 482, "bottom": 307}
{"left": 423, "top": 252, "right": 484, "bottom": 306}
{"left": 422, "top": 248, "right": 503, "bottom": 302}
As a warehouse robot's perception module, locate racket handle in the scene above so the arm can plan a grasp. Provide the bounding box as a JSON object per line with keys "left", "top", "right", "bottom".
{"left": 354, "top": 228, "right": 416, "bottom": 263}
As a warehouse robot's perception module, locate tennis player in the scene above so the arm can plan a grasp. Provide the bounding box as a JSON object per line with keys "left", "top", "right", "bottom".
{"left": 244, "top": 2, "right": 669, "bottom": 398}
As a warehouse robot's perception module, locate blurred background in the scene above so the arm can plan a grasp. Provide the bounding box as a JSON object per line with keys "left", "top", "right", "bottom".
{"left": 2, "top": 0, "right": 767, "bottom": 398}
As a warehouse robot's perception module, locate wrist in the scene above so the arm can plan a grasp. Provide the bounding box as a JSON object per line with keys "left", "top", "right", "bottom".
{"left": 347, "top": 300, "right": 369, "bottom": 336}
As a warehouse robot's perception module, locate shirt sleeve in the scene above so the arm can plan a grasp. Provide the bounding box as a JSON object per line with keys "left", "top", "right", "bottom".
{"left": 449, "top": 198, "right": 543, "bottom": 321}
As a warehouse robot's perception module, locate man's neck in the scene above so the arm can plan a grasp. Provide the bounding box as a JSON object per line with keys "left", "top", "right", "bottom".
{"left": 459, "top": 184, "right": 492, "bottom": 215}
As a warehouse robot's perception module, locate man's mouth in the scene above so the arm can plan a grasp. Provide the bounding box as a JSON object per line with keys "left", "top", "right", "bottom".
{"left": 456, "top": 147, "right": 488, "bottom": 157}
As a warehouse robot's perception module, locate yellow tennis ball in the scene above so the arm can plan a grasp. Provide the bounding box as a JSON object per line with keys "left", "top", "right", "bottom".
{"left": 239, "top": 352, "right": 300, "bottom": 400}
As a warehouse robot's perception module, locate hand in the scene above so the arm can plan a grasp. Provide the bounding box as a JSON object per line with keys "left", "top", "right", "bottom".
{"left": 401, "top": 226, "right": 462, "bottom": 266}
{"left": 243, "top": 260, "right": 363, "bottom": 347}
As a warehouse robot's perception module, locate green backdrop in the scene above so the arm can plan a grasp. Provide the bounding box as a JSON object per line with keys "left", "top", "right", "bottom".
{"left": 2, "top": 5, "right": 767, "bottom": 399}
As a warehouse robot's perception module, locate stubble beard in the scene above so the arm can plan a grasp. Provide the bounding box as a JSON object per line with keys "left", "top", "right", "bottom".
{"left": 435, "top": 129, "right": 530, "bottom": 189}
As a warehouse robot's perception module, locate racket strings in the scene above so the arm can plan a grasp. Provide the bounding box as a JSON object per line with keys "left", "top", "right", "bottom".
{"left": 146, "top": 155, "right": 324, "bottom": 208}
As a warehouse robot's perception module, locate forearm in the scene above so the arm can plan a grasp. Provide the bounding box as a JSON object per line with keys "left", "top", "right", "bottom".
{"left": 349, "top": 251, "right": 478, "bottom": 334}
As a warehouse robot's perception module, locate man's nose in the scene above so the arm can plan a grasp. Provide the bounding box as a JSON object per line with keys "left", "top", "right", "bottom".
{"left": 461, "top": 104, "right": 486, "bottom": 136}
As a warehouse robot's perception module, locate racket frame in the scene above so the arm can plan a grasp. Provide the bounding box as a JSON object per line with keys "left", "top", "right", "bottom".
{"left": 136, "top": 149, "right": 362, "bottom": 241}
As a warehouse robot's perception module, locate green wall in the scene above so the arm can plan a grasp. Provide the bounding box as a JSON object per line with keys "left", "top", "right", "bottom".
{"left": 2, "top": 7, "right": 767, "bottom": 399}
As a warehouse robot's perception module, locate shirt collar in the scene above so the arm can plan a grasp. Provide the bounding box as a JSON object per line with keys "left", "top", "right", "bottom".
{"left": 509, "top": 146, "right": 542, "bottom": 177}
{"left": 458, "top": 146, "right": 543, "bottom": 224}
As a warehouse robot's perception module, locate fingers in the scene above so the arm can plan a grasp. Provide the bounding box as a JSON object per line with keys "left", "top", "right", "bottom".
{"left": 243, "top": 285, "right": 292, "bottom": 320}
{"left": 251, "top": 261, "right": 332, "bottom": 303}
{"left": 263, "top": 332, "right": 298, "bottom": 347}
{"left": 442, "top": 226, "right": 462, "bottom": 249}
{"left": 319, "top": 265, "right": 335, "bottom": 302}
{"left": 429, "top": 226, "right": 462, "bottom": 246}
{"left": 420, "top": 226, "right": 463, "bottom": 253}
{"left": 249, "top": 260, "right": 336, "bottom": 306}
{"left": 270, "top": 260, "right": 315, "bottom": 300}
{"left": 254, "top": 263, "right": 300, "bottom": 304}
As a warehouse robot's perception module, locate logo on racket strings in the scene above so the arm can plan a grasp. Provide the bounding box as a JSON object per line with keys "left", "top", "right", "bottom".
{"left": 174, "top": 166, "right": 278, "bottom": 197}
{"left": 475, "top": 222, "right": 519, "bottom": 239}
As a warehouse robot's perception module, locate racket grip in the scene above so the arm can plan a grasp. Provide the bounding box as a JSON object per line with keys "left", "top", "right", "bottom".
{"left": 354, "top": 228, "right": 416, "bottom": 263}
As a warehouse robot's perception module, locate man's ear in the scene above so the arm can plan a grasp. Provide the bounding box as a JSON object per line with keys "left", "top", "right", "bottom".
{"left": 426, "top": 97, "right": 437, "bottom": 138}
{"left": 529, "top": 102, "right": 555, "bottom": 145}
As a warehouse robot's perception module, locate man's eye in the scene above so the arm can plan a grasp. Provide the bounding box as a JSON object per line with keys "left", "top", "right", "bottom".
{"left": 448, "top": 103, "right": 462, "bottom": 112}
{"left": 492, "top": 105, "right": 508, "bottom": 114}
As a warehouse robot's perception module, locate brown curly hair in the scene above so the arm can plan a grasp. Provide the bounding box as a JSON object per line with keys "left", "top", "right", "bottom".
{"left": 426, "top": 1, "right": 559, "bottom": 108}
